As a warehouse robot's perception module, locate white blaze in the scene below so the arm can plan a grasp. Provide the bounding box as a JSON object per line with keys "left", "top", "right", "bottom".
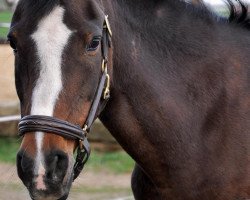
{"left": 31, "top": 6, "right": 72, "bottom": 189}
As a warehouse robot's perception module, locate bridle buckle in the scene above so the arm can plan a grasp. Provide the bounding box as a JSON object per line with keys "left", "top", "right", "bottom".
{"left": 101, "top": 59, "right": 110, "bottom": 100}
{"left": 103, "top": 73, "right": 110, "bottom": 99}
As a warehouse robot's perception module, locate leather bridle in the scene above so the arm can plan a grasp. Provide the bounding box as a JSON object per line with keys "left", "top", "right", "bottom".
{"left": 18, "top": 16, "right": 112, "bottom": 180}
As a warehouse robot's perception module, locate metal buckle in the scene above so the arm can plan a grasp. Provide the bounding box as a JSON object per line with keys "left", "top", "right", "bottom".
{"left": 83, "top": 124, "right": 88, "bottom": 133}
{"left": 79, "top": 125, "right": 88, "bottom": 150}
{"left": 104, "top": 15, "right": 112, "bottom": 37}
{"left": 103, "top": 73, "right": 110, "bottom": 99}
{"left": 102, "top": 59, "right": 106, "bottom": 72}
{"left": 102, "top": 63, "right": 110, "bottom": 100}
{"left": 101, "top": 59, "right": 110, "bottom": 100}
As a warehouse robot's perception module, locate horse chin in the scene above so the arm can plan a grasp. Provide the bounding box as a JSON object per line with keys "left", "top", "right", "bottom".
{"left": 27, "top": 165, "right": 74, "bottom": 200}
{"left": 57, "top": 193, "right": 69, "bottom": 200}
{"left": 30, "top": 194, "right": 69, "bottom": 200}
{"left": 28, "top": 185, "right": 71, "bottom": 200}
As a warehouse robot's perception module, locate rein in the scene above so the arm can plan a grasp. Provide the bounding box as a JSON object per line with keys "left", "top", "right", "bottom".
{"left": 18, "top": 16, "right": 112, "bottom": 180}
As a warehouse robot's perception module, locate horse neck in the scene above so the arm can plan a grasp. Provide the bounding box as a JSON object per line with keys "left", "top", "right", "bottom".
{"left": 103, "top": 0, "right": 218, "bottom": 82}
{"left": 100, "top": 0, "right": 222, "bottom": 181}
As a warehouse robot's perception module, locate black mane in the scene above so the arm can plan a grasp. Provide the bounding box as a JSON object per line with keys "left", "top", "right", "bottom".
{"left": 227, "top": 0, "right": 250, "bottom": 29}
{"left": 174, "top": 0, "right": 250, "bottom": 31}
{"left": 184, "top": 0, "right": 250, "bottom": 30}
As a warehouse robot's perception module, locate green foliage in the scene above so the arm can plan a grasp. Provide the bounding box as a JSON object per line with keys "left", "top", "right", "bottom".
{"left": 0, "top": 11, "right": 12, "bottom": 22}
{"left": 0, "top": 137, "right": 134, "bottom": 174}
{"left": 0, "top": 137, "right": 20, "bottom": 163}
{"left": 0, "top": 11, "right": 12, "bottom": 39}
{"left": 72, "top": 186, "right": 132, "bottom": 194}
{"left": 86, "top": 151, "right": 135, "bottom": 174}
{"left": 0, "top": 28, "right": 9, "bottom": 38}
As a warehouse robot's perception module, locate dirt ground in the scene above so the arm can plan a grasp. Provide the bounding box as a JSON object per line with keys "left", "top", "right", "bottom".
{"left": 0, "top": 45, "right": 17, "bottom": 102}
{"left": 0, "top": 45, "right": 134, "bottom": 200}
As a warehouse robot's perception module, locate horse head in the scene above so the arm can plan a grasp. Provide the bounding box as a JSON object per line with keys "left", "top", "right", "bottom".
{"left": 8, "top": 0, "right": 112, "bottom": 199}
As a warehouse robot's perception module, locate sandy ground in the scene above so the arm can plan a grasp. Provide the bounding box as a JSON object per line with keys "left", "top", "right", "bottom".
{"left": 0, "top": 45, "right": 17, "bottom": 102}
{"left": 0, "top": 45, "right": 134, "bottom": 199}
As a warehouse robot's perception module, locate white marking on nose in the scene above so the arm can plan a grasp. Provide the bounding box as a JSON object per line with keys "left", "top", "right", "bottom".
{"left": 36, "top": 161, "right": 46, "bottom": 190}
{"left": 30, "top": 6, "right": 73, "bottom": 188}
{"left": 35, "top": 132, "right": 46, "bottom": 190}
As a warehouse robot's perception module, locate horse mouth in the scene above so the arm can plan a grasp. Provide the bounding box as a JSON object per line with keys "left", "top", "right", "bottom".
{"left": 27, "top": 172, "right": 73, "bottom": 200}
{"left": 29, "top": 188, "right": 69, "bottom": 200}
{"left": 17, "top": 150, "right": 74, "bottom": 200}
{"left": 57, "top": 194, "right": 69, "bottom": 200}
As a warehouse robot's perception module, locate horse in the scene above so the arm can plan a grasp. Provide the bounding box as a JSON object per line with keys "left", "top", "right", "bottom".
{"left": 8, "top": 0, "right": 250, "bottom": 199}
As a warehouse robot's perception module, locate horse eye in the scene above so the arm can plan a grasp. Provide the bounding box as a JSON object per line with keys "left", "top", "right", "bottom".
{"left": 87, "top": 37, "right": 101, "bottom": 51}
{"left": 8, "top": 38, "right": 17, "bottom": 52}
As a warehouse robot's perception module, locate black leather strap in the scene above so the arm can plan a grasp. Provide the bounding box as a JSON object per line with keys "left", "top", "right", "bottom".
{"left": 84, "top": 66, "right": 109, "bottom": 130}
{"left": 19, "top": 115, "right": 86, "bottom": 140}
{"left": 84, "top": 16, "right": 111, "bottom": 131}
{"left": 73, "top": 137, "right": 90, "bottom": 180}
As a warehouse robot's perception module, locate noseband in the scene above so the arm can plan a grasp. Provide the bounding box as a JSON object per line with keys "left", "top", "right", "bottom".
{"left": 18, "top": 16, "right": 112, "bottom": 180}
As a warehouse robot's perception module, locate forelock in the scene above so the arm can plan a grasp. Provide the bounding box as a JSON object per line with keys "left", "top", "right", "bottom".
{"left": 12, "top": 0, "right": 60, "bottom": 27}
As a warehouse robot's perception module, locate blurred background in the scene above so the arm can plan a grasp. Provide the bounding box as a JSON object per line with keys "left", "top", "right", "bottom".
{"left": 0, "top": 0, "right": 249, "bottom": 199}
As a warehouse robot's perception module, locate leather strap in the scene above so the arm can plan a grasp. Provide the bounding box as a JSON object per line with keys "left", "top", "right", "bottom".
{"left": 19, "top": 115, "right": 86, "bottom": 140}
{"left": 84, "top": 64, "right": 109, "bottom": 130}
{"left": 84, "top": 15, "right": 111, "bottom": 131}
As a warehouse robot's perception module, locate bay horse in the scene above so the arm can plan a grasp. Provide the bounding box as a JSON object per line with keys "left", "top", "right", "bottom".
{"left": 8, "top": 0, "right": 250, "bottom": 199}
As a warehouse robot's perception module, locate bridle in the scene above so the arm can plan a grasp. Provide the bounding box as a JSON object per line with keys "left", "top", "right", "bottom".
{"left": 18, "top": 16, "right": 112, "bottom": 180}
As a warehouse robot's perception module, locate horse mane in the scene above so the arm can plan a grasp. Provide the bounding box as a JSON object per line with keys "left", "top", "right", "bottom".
{"left": 226, "top": 0, "right": 250, "bottom": 29}
{"left": 185, "top": 0, "right": 250, "bottom": 30}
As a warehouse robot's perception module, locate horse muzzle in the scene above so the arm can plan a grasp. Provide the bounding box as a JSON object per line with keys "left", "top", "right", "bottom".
{"left": 17, "top": 149, "right": 73, "bottom": 200}
{"left": 17, "top": 115, "right": 91, "bottom": 200}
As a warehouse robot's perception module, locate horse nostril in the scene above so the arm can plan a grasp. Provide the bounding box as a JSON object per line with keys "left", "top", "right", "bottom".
{"left": 16, "top": 151, "right": 34, "bottom": 185}
{"left": 46, "top": 151, "right": 68, "bottom": 181}
{"left": 16, "top": 151, "right": 24, "bottom": 180}
{"left": 17, "top": 151, "right": 33, "bottom": 172}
